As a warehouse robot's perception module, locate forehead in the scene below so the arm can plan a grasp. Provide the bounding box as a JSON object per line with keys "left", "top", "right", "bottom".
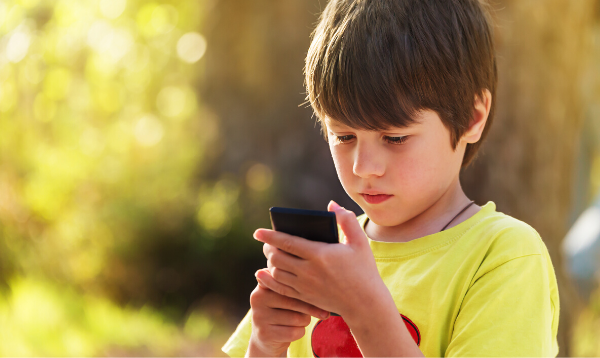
{"left": 324, "top": 112, "right": 427, "bottom": 130}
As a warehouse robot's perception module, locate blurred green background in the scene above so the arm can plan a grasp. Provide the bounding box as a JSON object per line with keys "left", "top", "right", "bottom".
{"left": 1, "top": 0, "right": 600, "bottom": 356}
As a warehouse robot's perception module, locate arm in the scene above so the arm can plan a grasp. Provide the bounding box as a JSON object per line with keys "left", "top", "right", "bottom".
{"left": 342, "top": 282, "right": 424, "bottom": 357}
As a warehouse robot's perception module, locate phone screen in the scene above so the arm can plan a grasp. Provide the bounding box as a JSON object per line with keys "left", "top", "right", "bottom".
{"left": 269, "top": 207, "right": 339, "bottom": 244}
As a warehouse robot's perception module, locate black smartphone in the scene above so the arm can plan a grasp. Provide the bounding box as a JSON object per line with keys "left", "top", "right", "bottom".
{"left": 269, "top": 207, "right": 339, "bottom": 244}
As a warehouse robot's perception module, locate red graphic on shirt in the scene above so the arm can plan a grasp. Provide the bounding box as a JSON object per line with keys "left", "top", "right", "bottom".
{"left": 311, "top": 312, "right": 420, "bottom": 357}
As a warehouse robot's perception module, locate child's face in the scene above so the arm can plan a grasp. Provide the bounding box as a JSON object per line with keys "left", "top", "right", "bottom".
{"left": 326, "top": 110, "right": 466, "bottom": 227}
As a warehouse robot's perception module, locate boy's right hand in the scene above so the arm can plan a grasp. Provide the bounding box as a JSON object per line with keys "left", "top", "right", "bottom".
{"left": 246, "top": 268, "right": 330, "bottom": 357}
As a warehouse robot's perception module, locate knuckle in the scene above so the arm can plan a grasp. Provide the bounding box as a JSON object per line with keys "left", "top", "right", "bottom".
{"left": 250, "top": 286, "right": 266, "bottom": 306}
{"left": 277, "top": 294, "right": 295, "bottom": 309}
{"left": 284, "top": 296, "right": 302, "bottom": 312}
{"left": 274, "top": 327, "right": 293, "bottom": 343}
{"left": 274, "top": 284, "right": 288, "bottom": 297}
{"left": 312, "top": 249, "right": 326, "bottom": 263}
{"left": 270, "top": 251, "right": 281, "bottom": 266}
{"left": 251, "top": 308, "right": 265, "bottom": 322}
{"left": 281, "top": 238, "right": 294, "bottom": 254}
{"left": 296, "top": 313, "right": 311, "bottom": 326}
{"left": 254, "top": 326, "right": 270, "bottom": 342}
{"left": 315, "top": 307, "right": 328, "bottom": 318}
{"left": 271, "top": 267, "right": 281, "bottom": 280}
{"left": 280, "top": 285, "right": 295, "bottom": 298}
{"left": 268, "top": 281, "right": 282, "bottom": 296}
{"left": 290, "top": 327, "right": 306, "bottom": 341}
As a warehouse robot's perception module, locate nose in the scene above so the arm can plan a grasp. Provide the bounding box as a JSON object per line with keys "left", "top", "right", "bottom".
{"left": 352, "top": 142, "right": 385, "bottom": 178}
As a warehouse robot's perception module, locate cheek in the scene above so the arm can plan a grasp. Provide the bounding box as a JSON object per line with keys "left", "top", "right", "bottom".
{"left": 330, "top": 146, "right": 354, "bottom": 186}
{"left": 388, "top": 143, "right": 450, "bottom": 195}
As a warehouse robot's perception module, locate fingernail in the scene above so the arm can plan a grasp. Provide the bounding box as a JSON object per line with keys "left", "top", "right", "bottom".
{"left": 320, "top": 312, "right": 329, "bottom": 320}
{"left": 329, "top": 200, "right": 342, "bottom": 210}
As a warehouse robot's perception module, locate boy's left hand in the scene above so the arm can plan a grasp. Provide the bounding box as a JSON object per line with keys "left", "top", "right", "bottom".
{"left": 253, "top": 201, "right": 387, "bottom": 317}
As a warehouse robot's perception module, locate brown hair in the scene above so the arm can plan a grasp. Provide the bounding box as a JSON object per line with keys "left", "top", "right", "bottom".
{"left": 304, "top": 0, "right": 497, "bottom": 167}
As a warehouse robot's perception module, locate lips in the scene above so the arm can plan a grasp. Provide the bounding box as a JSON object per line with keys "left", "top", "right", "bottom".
{"left": 361, "top": 193, "right": 393, "bottom": 204}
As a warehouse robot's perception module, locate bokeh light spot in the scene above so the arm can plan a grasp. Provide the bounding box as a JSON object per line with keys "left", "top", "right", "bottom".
{"left": 6, "top": 31, "right": 31, "bottom": 63}
{"left": 137, "top": 3, "right": 178, "bottom": 37}
{"left": 99, "top": 0, "right": 126, "bottom": 19}
{"left": 92, "top": 83, "right": 123, "bottom": 114}
{"left": 184, "top": 311, "right": 214, "bottom": 340}
{"left": 177, "top": 32, "right": 207, "bottom": 63}
{"left": 197, "top": 200, "right": 231, "bottom": 238}
{"left": 246, "top": 163, "right": 273, "bottom": 191}
{"left": 106, "top": 28, "right": 133, "bottom": 62}
{"left": 133, "top": 114, "right": 164, "bottom": 147}
{"left": 196, "top": 178, "right": 239, "bottom": 238}
{"left": 149, "top": 4, "right": 178, "bottom": 34}
{"left": 156, "top": 86, "right": 185, "bottom": 117}
{"left": 43, "top": 67, "right": 71, "bottom": 101}
{"left": 87, "top": 20, "right": 114, "bottom": 54}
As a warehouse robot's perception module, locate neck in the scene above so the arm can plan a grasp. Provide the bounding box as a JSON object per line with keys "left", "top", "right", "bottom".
{"left": 365, "top": 177, "right": 480, "bottom": 243}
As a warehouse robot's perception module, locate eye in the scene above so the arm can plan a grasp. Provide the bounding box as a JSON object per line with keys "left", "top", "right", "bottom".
{"left": 384, "top": 136, "right": 408, "bottom": 145}
{"left": 335, "top": 135, "right": 355, "bottom": 143}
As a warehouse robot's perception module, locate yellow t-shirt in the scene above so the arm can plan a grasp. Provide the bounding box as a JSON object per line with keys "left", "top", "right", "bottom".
{"left": 222, "top": 201, "right": 560, "bottom": 357}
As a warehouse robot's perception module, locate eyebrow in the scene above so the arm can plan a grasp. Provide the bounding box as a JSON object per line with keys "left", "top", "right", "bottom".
{"left": 326, "top": 121, "right": 420, "bottom": 131}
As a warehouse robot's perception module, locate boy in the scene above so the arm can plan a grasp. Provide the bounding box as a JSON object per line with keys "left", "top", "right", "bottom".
{"left": 223, "top": 0, "right": 559, "bottom": 356}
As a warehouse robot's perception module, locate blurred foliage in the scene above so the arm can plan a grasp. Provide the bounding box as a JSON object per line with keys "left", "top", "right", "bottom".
{"left": 0, "top": 276, "right": 230, "bottom": 356}
{"left": 0, "top": 0, "right": 269, "bottom": 355}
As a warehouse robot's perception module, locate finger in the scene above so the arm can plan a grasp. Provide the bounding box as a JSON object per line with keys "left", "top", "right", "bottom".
{"left": 256, "top": 269, "right": 300, "bottom": 299}
{"left": 266, "top": 325, "right": 306, "bottom": 344}
{"left": 328, "top": 200, "right": 367, "bottom": 247}
{"left": 255, "top": 280, "right": 329, "bottom": 320}
{"left": 269, "top": 266, "right": 297, "bottom": 287}
{"left": 264, "top": 243, "right": 303, "bottom": 274}
{"left": 261, "top": 307, "right": 312, "bottom": 327}
{"left": 254, "top": 229, "right": 324, "bottom": 259}
{"left": 257, "top": 269, "right": 329, "bottom": 320}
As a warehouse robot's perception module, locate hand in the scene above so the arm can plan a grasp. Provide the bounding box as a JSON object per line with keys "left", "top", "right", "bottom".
{"left": 254, "top": 201, "right": 388, "bottom": 317}
{"left": 247, "top": 276, "right": 330, "bottom": 357}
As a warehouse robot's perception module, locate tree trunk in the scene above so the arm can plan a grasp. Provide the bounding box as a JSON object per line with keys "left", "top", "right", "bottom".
{"left": 461, "top": 1, "right": 596, "bottom": 355}
{"left": 200, "top": 0, "right": 360, "bottom": 217}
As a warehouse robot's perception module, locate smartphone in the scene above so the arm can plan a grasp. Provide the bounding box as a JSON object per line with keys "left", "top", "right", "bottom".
{"left": 269, "top": 207, "right": 340, "bottom": 317}
{"left": 269, "top": 207, "right": 339, "bottom": 244}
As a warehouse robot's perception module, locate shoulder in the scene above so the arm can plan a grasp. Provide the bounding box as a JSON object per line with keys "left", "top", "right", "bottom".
{"left": 468, "top": 208, "right": 551, "bottom": 278}
{"left": 475, "top": 210, "right": 546, "bottom": 258}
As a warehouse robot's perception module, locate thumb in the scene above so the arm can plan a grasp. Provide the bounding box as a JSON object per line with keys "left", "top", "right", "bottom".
{"left": 327, "top": 200, "right": 368, "bottom": 247}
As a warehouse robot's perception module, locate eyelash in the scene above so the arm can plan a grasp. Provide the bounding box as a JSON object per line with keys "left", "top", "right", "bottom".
{"left": 335, "top": 135, "right": 408, "bottom": 145}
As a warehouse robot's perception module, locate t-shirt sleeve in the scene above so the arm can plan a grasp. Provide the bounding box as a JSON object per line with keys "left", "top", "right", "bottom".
{"left": 222, "top": 308, "right": 253, "bottom": 357}
{"left": 445, "top": 254, "right": 559, "bottom": 357}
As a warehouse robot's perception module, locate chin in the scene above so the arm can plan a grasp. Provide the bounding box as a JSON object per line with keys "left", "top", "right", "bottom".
{"left": 360, "top": 207, "right": 400, "bottom": 226}
{"left": 368, "top": 214, "right": 403, "bottom": 227}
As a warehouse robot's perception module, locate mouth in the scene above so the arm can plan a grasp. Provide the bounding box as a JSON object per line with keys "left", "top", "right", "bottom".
{"left": 360, "top": 193, "right": 393, "bottom": 204}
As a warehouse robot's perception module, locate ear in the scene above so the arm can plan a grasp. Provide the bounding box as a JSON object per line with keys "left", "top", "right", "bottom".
{"left": 461, "top": 89, "right": 492, "bottom": 144}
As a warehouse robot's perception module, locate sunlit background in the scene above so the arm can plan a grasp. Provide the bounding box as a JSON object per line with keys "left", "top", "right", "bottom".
{"left": 1, "top": 0, "right": 600, "bottom": 356}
